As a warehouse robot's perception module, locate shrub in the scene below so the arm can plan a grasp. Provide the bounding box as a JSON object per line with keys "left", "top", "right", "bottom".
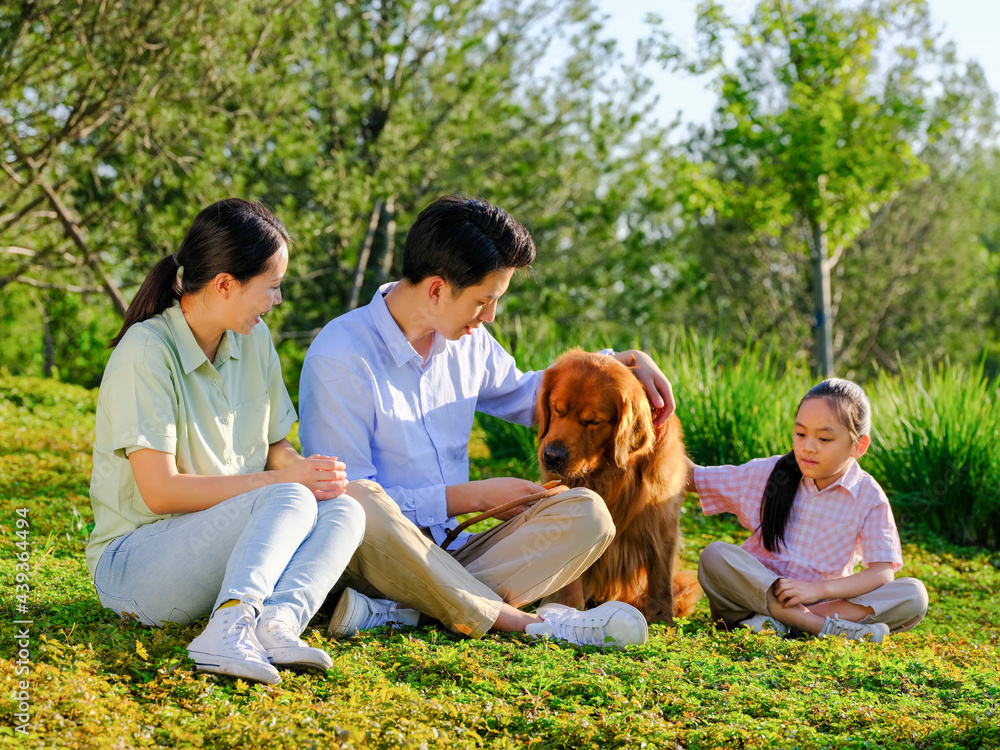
{"left": 0, "top": 374, "right": 97, "bottom": 413}
{"left": 868, "top": 361, "right": 1000, "bottom": 548}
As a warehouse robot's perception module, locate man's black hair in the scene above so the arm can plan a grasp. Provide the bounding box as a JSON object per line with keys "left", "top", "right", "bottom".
{"left": 402, "top": 196, "right": 535, "bottom": 291}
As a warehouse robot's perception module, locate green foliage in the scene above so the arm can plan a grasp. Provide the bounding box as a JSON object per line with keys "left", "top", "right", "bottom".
{"left": 671, "top": 0, "right": 997, "bottom": 377}
{"left": 476, "top": 414, "right": 539, "bottom": 477}
{"left": 2, "top": 0, "right": 682, "bottom": 388}
{"left": 703, "top": 0, "right": 928, "bottom": 248}
{"left": 664, "top": 335, "right": 811, "bottom": 467}
{"left": 0, "top": 375, "right": 96, "bottom": 413}
{"left": 2, "top": 374, "right": 1000, "bottom": 748}
{"left": 867, "top": 362, "right": 1000, "bottom": 548}
{"left": 3, "top": 0, "right": 998, "bottom": 391}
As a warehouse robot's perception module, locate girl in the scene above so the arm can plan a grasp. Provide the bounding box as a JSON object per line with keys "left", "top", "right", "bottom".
{"left": 87, "top": 199, "right": 365, "bottom": 684}
{"left": 687, "top": 378, "right": 927, "bottom": 641}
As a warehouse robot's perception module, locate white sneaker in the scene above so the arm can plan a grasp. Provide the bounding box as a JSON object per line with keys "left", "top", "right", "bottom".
{"left": 256, "top": 605, "right": 333, "bottom": 672}
{"left": 187, "top": 598, "right": 281, "bottom": 684}
{"left": 739, "top": 613, "right": 789, "bottom": 636}
{"left": 818, "top": 614, "right": 890, "bottom": 643}
{"left": 327, "top": 588, "right": 421, "bottom": 637}
{"left": 528, "top": 602, "right": 648, "bottom": 649}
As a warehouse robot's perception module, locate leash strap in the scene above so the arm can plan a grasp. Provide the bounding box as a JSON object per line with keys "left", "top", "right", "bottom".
{"left": 440, "top": 482, "right": 569, "bottom": 550}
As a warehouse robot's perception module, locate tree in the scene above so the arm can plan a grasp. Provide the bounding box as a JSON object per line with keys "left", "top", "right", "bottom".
{"left": 0, "top": 0, "right": 276, "bottom": 299}
{"left": 1, "top": 0, "right": 676, "bottom": 385}
{"left": 667, "top": 0, "right": 999, "bottom": 378}
{"left": 834, "top": 47, "right": 998, "bottom": 376}
{"left": 685, "top": 0, "right": 934, "bottom": 376}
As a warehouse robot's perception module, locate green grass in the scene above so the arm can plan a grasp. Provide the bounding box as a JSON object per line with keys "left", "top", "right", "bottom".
{"left": 866, "top": 361, "right": 1000, "bottom": 548}
{"left": 2, "top": 374, "right": 999, "bottom": 749}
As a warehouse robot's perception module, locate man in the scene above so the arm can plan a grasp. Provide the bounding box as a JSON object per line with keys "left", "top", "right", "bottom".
{"left": 300, "top": 196, "right": 675, "bottom": 648}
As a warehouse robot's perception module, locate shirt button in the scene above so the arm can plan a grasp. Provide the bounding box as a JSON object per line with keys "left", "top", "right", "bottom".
{"left": 226, "top": 457, "right": 232, "bottom": 464}
{"left": 212, "top": 379, "right": 220, "bottom": 387}
{"left": 221, "top": 416, "right": 229, "bottom": 424}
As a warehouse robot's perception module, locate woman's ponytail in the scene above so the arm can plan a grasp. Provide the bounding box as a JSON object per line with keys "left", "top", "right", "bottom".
{"left": 109, "top": 254, "right": 181, "bottom": 347}
{"left": 759, "top": 451, "right": 803, "bottom": 553}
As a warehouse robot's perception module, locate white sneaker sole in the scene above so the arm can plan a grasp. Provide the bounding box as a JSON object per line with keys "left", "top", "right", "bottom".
{"left": 266, "top": 646, "right": 333, "bottom": 672}
{"left": 188, "top": 649, "right": 281, "bottom": 684}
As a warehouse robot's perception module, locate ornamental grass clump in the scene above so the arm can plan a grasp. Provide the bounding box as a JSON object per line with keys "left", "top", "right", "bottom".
{"left": 868, "top": 361, "right": 1000, "bottom": 548}
{"left": 663, "top": 335, "right": 810, "bottom": 467}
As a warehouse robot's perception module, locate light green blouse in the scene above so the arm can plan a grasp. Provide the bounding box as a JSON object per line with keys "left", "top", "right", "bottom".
{"left": 86, "top": 302, "right": 296, "bottom": 578}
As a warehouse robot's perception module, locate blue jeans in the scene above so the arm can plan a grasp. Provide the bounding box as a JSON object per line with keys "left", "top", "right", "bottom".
{"left": 93, "top": 483, "right": 365, "bottom": 631}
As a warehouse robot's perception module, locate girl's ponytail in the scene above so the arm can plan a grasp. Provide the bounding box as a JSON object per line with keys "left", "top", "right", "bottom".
{"left": 759, "top": 451, "right": 803, "bottom": 553}
{"left": 109, "top": 254, "right": 181, "bottom": 347}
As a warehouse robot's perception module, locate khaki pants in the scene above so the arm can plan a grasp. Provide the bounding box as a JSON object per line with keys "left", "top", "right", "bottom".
{"left": 333, "top": 480, "right": 615, "bottom": 638}
{"left": 698, "top": 541, "right": 928, "bottom": 633}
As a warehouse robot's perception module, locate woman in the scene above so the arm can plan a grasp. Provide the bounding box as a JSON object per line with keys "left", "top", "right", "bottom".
{"left": 87, "top": 199, "right": 364, "bottom": 685}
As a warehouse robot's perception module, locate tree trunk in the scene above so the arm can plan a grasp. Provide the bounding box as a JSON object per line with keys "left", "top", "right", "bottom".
{"left": 810, "top": 218, "right": 835, "bottom": 378}
{"left": 42, "top": 315, "right": 54, "bottom": 378}
{"left": 372, "top": 195, "right": 396, "bottom": 290}
{"left": 34, "top": 292, "right": 55, "bottom": 377}
{"left": 347, "top": 199, "right": 384, "bottom": 311}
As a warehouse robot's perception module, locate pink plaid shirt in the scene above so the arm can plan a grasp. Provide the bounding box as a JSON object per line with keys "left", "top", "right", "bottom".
{"left": 694, "top": 455, "right": 903, "bottom": 581}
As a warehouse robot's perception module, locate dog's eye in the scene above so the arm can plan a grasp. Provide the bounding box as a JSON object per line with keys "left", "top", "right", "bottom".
{"left": 583, "top": 419, "right": 599, "bottom": 427}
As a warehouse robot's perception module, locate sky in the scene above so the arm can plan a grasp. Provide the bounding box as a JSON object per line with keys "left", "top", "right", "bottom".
{"left": 595, "top": 0, "right": 1000, "bottom": 129}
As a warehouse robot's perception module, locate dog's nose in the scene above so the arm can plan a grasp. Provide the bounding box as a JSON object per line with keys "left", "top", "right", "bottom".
{"left": 541, "top": 443, "right": 569, "bottom": 472}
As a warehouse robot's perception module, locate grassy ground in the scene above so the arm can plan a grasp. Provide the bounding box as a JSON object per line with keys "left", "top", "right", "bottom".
{"left": 1, "top": 375, "right": 999, "bottom": 749}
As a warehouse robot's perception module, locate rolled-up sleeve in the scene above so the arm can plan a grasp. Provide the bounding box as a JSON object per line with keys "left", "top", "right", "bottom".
{"left": 265, "top": 337, "right": 296, "bottom": 444}
{"left": 102, "top": 346, "right": 178, "bottom": 459}
{"left": 694, "top": 456, "right": 781, "bottom": 532}
{"left": 859, "top": 500, "right": 904, "bottom": 571}
{"left": 694, "top": 464, "right": 746, "bottom": 516}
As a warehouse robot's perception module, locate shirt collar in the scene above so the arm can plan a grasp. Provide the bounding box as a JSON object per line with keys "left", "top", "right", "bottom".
{"left": 164, "top": 302, "right": 241, "bottom": 374}
{"left": 804, "top": 457, "right": 862, "bottom": 497}
{"left": 370, "top": 282, "right": 425, "bottom": 368}
{"left": 832, "top": 457, "right": 863, "bottom": 496}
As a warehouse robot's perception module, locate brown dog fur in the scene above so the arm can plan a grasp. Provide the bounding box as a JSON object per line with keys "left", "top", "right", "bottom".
{"left": 536, "top": 349, "right": 702, "bottom": 623}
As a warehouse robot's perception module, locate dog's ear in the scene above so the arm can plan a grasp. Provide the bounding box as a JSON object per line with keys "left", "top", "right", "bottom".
{"left": 613, "top": 380, "right": 654, "bottom": 468}
{"left": 535, "top": 369, "right": 553, "bottom": 441}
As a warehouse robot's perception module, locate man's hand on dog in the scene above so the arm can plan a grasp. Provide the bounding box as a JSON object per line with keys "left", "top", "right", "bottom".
{"left": 613, "top": 349, "right": 676, "bottom": 428}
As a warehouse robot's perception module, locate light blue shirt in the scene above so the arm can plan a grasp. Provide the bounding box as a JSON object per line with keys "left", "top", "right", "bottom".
{"left": 299, "top": 283, "right": 543, "bottom": 546}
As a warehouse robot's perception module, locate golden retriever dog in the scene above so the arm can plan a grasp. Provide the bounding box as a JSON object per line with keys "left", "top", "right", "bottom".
{"left": 536, "top": 349, "right": 702, "bottom": 623}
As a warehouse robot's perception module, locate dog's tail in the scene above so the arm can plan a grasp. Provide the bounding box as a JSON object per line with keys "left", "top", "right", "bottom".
{"left": 671, "top": 569, "right": 703, "bottom": 618}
